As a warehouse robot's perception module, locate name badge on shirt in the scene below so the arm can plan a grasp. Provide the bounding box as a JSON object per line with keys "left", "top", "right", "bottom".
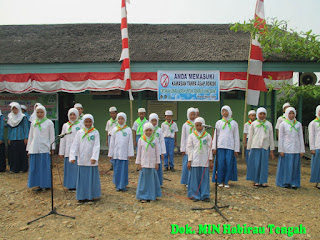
{"left": 203, "top": 140, "right": 207, "bottom": 145}
{"left": 90, "top": 135, "right": 95, "bottom": 140}
{"left": 123, "top": 132, "right": 127, "bottom": 137}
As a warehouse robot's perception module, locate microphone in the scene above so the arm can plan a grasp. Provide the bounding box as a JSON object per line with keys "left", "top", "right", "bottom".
{"left": 58, "top": 131, "right": 73, "bottom": 138}
{"left": 203, "top": 124, "right": 213, "bottom": 129}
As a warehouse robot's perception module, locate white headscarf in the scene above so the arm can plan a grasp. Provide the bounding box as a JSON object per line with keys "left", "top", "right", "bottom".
{"left": 0, "top": 110, "right": 2, "bottom": 116}
{"left": 82, "top": 114, "right": 94, "bottom": 129}
{"left": 116, "top": 112, "right": 127, "bottom": 127}
{"left": 194, "top": 117, "right": 205, "bottom": 134}
{"left": 284, "top": 107, "right": 296, "bottom": 123}
{"left": 221, "top": 105, "right": 232, "bottom": 120}
{"left": 283, "top": 102, "right": 291, "bottom": 110}
{"left": 315, "top": 105, "right": 320, "bottom": 118}
{"left": 256, "top": 107, "right": 267, "bottom": 121}
{"left": 7, "top": 102, "right": 25, "bottom": 127}
{"left": 187, "top": 108, "right": 196, "bottom": 121}
{"left": 248, "top": 110, "right": 256, "bottom": 116}
{"left": 143, "top": 122, "right": 154, "bottom": 132}
{"left": 149, "top": 113, "right": 159, "bottom": 126}
{"left": 68, "top": 108, "right": 79, "bottom": 123}
{"left": 29, "top": 103, "right": 43, "bottom": 122}
{"left": 35, "top": 106, "right": 47, "bottom": 119}
{"left": 194, "top": 108, "right": 199, "bottom": 113}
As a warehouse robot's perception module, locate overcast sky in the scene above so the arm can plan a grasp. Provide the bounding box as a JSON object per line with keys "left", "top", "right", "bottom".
{"left": 0, "top": 0, "right": 319, "bottom": 35}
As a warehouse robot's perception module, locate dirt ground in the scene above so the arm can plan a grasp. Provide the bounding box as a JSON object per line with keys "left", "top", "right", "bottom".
{"left": 1, "top": 154, "right": 319, "bottom": 240}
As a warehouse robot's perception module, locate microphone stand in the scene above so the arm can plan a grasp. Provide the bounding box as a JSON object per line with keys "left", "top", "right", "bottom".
{"left": 192, "top": 127, "right": 229, "bottom": 221}
{"left": 27, "top": 134, "right": 75, "bottom": 225}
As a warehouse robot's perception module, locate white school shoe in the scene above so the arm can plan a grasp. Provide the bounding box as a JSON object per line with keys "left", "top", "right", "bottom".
{"left": 218, "top": 184, "right": 224, "bottom": 188}
{"left": 224, "top": 185, "right": 230, "bottom": 188}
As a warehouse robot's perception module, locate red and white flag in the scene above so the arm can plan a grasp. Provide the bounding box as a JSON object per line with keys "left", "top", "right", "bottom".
{"left": 247, "top": 0, "right": 266, "bottom": 106}
{"left": 120, "top": 0, "right": 134, "bottom": 100}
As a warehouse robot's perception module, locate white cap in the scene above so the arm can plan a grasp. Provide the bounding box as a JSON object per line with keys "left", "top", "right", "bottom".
{"left": 165, "top": 110, "right": 173, "bottom": 116}
{"left": 138, "top": 108, "right": 146, "bottom": 113}
{"left": 194, "top": 117, "right": 205, "bottom": 125}
{"left": 248, "top": 110, "right": 256, "bottom": 116}
{"left": 21, "top": 105, "right": 27, "bottom": 110}
{"left": 74, "top": 103, "right": 83, "bottom": 109}
{"left": 283, "top": 103, "right": 290, "bottom": 109}
{"left": 109, "top": 106, "right": 117, "bottom": 112}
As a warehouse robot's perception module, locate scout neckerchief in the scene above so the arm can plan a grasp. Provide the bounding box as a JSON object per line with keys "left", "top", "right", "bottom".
{"left": 284, "top": 119, "right": 298, "bottom": 132}
{"left": 314, "top": 117, "right": 320, "bottom": 127}
{"left": 67, "top": 120, "right": 79, "bottom": 132}
{"left": 186, "top": 120, "right": 194, "bottom": 134}
{"left": 34, "top": 118, "right": 47, "bottom": 131}
{"left": 165, "top": 120, "right": 174, "bottom": 132}
{"left": 221, "top": 117, "right": 233, "bottom": 130}
{"left": 193, "top": 130, "right": 208, "bottom": 150}
{"left": 115, "top": 124, "right": 128, "bottom": 136}
{"left": 136, "top": 117, "right": 147, "bottom": 135}
{"left": 82, "top": 126, "right": 96, "bottom": 141}
{"left": 256, "top": 119, "right": 267, "bottom": 133}
{"left": 109, "top": 118, "right": 117, "bottom": 125}
{"left": 247, "top": 120, "right": 253, "bottom": 125}
{"left": 281, "top": 115, "right": 286, "bottom": 119}
{"left": 79, "top": 113, "right": 84, "bottom": 121}
{"left": 151, "top": 126, "right": 160, "bottom": 138}
{"left": 142, "top": 134, "right": 155, "bottom": 150}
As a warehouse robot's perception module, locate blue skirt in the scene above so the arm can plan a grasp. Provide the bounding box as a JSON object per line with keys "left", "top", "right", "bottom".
{"left": 113, "top": 159, "right": 129, "bottom": 190}
{"left": 276, "top": 153, "right": 301, "bottom": 188}
{"left": 76, "top": 166, "right": 101, "bottom": 200}
{"left": 310, "top": 149, "right": 320, "bottom": 183}
{"left": 187, "top": 167, "right": 210, "bottom": 200}
{"left": 136, "top": 168, "right": 162, "bottom": 201}
{"left": 181, "top": 154, "right": 190, "bottom": 185}
{"left": 27, "top": 153, "right": 51, "bottom": 189}
{"left": 246, "top": 148, "right": 270, "bottom": 184}
{"left": 63, "top": 157, "right": 78, "bottom": 189}
{"left": 213, "top": 148, "right": 238, "bottom": 184}
{"left": 156, "top": 158, "right": 163, "bottom": 186}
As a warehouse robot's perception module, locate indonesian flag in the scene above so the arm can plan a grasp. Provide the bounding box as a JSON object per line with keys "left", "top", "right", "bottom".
{"left": 247, "top": 0, "right": 266, "bottom": 106}
{"left": 120, "top": 0, "right": 134, "bottom": 100}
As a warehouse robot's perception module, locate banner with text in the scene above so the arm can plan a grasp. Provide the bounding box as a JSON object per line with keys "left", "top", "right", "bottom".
{"left": 157, "top": 70, "right": 220, "bottom": 101}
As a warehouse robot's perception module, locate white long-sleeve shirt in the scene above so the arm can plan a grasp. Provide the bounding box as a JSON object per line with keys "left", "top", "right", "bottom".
{"left": 247, "top": 120, "right": 275, "bottom": 151}
{"left": 153, "top": 126, "right": 166, "bottom": 155}
{"left": 132, "top": 118, "right": 149, "bottom": 136}
{"left": 69, "top": 128, "right": 100, "bottom": 166}
{"left": 108, "top": 126, "right": 134, "bottom": 160}
{"left": 105, "top": 119, "right": 117, "bottom": 136}
{"left": 161, "top": 121, "right": 178, "bottom": 138}
{"left": 308, "top": 120, "right": 320, "bottom": 150}
{"left": 187, "top": 131, "right": 213, "bottom": 167}
{"left": 212, "top": 119, "right": 240, "bottom": 152}
{"left": 278, "top": 121, "right": 305, "bottom": 154}
{"left": 27, "top": 119, "right": 55, "bottom": 154}
{"left": 58, "top": 122, "right": 83, "bottom": 157}
{"left": 135, "top": 136, "right": 160, "bottom": 168}
{"left": 275, "top": 115, "right": 285, "bottom": 130}
{"left": 180, "top": 122, "right": 194, "bottom": 153}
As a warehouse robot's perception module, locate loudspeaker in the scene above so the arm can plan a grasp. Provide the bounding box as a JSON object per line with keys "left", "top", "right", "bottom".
{"left": 299, "top": 72, "right": 317, "bottom": 86}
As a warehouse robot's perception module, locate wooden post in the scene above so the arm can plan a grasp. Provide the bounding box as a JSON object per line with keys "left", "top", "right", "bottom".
{"left": 242, "top": 36, "right": 253, "bottom": 160}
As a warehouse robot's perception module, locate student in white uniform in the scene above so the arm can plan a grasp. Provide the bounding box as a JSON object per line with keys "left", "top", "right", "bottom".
{"left": 246, "top": 107, "right": 275, "bottom": 187}
{"left": 187, "top": 117, "right": 213, "bottom": 202}
{"left": 275, "top": 103, "right": 290, "bottom": 139}
{"left": 105, "top": 106, "right": 118, "bottom": 170}
{"left": 308, "top": 105, "right": 320, "bottom": 189}
{"left": 27, "top": 106, "right": 55, "bottom": 191}
{"left": 276, "top": 107, "right": 305, "bottom": 189}
{"left": 70, "top": 114, "right": 101, "bottom": 203}
{"left": 74, "top": 103, "right": 84, "bottom": 123}
{"left": 149, "top": 113, "right": 166, "bottom": 186}
{"left": 29, "top": 103, "right": 43, "bottom": 123}
{"left": 180, "top": 107, "right": 197, "bottom": 186}
{"left": 108, "top": 112, "right": 134, "bottom": 192}
{"left": 243, "top": 110, "right": 256, "bottom": 165}
{"left": 212, "top": 105, "right": 240, "bottom": 188}
{"left": 59, "top": 108, "right": 83, "bottom": 191}
{"left": 161, "top": 110, "right": 178, "bottom": 171}
{"left": 135, "top": 123, "right": 162, "bottom": 203}
{"left": 132, "top": 108, "right": 149, "bottom": 151}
